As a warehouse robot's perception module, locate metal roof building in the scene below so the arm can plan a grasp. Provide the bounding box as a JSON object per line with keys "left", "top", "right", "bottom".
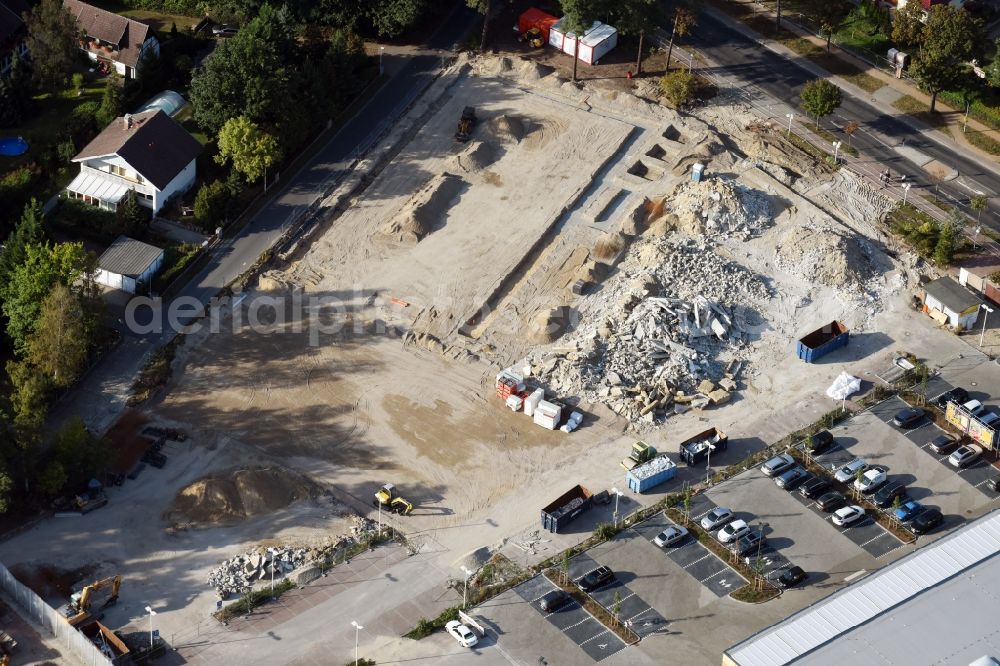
{"left": 95, "top": 235, "right": 164, "bottom": 294}
{"left": 724, "top": 510, "right": 1000, "bottom": 666}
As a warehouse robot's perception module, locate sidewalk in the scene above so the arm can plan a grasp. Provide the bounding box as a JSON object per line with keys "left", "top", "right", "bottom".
{"left": 710, "top": 0, "right": 1000, "bottom": 178}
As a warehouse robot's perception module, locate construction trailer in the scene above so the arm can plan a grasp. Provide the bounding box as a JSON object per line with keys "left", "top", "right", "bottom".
{"left": 547, "top": 19, "right": 618, "bottom": 64}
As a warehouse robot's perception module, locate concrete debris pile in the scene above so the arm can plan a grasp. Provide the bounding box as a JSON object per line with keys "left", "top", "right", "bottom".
{"left": 208, "top": 546, "right": 309, "bottom": 599}
{"left": 669, "top": 178, "right": 771, "bottom": 240}
{"left": 775, "top": 223, "right": 876, "bottom": 290}
{"left": 529, "top": 237, "right": 770, "bottom": 425}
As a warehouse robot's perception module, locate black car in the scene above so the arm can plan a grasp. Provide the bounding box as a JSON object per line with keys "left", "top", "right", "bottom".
{"left": 911, "top": 508, "right": 944, "bottom": 534}
{"left": 806, "top": 430, "right": 835, "bottom": 455}
{"left": 775, "top": 566, "right": 807, "bottom": 588}
{"left": 577, "top": 566, "right": 614, "bottom": 592}
{"left": 538, "top": 590, "right": 571, "bottom": 612}
{"left": 799, "top": 477, "right": 832, "bottom": 500}
{"left": 929, "top": 434, "right": 960, "bottom": 455}
{"left": 892, "top": 407, "right": 925, "bottom": 428}
{"left": 733, "top": 530, "right": 766, "bottom": 557}
{"left": 872, "top": 481, "right": 907, "bottom": 508}
{"left": 935, "top": 387, "right": 969, "bottom": 409}
{"left": 816, "top": 491, "right": 848, "bottom": 512}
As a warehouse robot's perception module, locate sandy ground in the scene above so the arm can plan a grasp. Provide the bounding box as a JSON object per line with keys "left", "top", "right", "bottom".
{"left": 0, "top": 53, "right": 984, "bottom": 665}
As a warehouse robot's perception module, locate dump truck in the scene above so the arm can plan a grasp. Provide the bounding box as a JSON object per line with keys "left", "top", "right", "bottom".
{"left": 374, "top": 483, "right": 413, "bottom": 515}
{"left": 455, "top": 106, "right": 476, "bottom": 142}
{"left": 626, "top": 456, "right": 677, "bottom": 493}
{"left": 541, "top": 485, "right": 593, "bottom": 533}
{"left": 621, "top": 441, "right": 658, "bottom": 471}
{"left": 796, "top": 320, "right": 849, "bottom": 363}
{"left": 79, "top": 622, "right": 130, "bottom": 665}
{"left": 678, "top": 427, "right": 728, "bottom": 466}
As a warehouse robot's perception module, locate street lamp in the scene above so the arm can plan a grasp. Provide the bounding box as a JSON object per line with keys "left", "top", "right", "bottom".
{"left": 460, "top": 565, "right": 474, "bottom": 609}
{"left": 351, "top": 621, "right": 363, "bottom": 665}
{"left": 144, "top": 606, "right": 157, "bottom": 649}
{"left": 902, "top": 182, "right": 912, "bottom": 205}
{"left": 706, "top": 444, "right": 714, "bottom": 485}
{"left": 980, "top": 305, "right": 994, "bottom": 348}
{"left": 785, "top": 113, "right": 794, "bottom": 138}
{"left": 268, "top": 547, "right": 277, "bottom": 595}
{"left": 380, "top": 46, "right": 385, "bottom": 75}
{"left": 610, "top": 487, "right": 624, "bottom": 527}
{"left": 832, "top": 141, "right": 842, "bottom": 164}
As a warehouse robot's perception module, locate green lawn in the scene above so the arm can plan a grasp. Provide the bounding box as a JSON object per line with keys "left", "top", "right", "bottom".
{"left": 11, "top": 77, "right": 105, "bottom": 167}
{"left": 84, "top": 0, "right": 200, "bottom": 32}
{"left": 834, "top": 10, "right": 891, "bottom": 58}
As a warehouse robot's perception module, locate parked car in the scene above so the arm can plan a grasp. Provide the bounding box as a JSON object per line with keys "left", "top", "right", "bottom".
{"left": 893, "top": 407, "right": 925, "bottom": 428}
{"left": 775, "top": 466, "right": 810, "bottom": 490}
{"left": 760, "top": 453, "right": 796, "bottom": 477}
{"left": 817, "top": 491, "right": 848, "bottom": 512}
{"left": 799, "top": 477, "right": 832, "bottom": 500}
{"left": 834, "top": 458, "right": 868, "bottom": 483}
{"left": 775, "top": 566, "right": 807, "bottom": 588}
{"left": 832, "top": 505, "right": 866, "bottom": 527}
{"left": 577, "top": 566, "right": 614, "bottom": 592}
{"left": 445, "top": 620, "right": 479, "bottom": 648}
{"left": 949, "top": 444, "right": 983, "bottom": 468}
{"left": 806, "top": 430, "right": 835, "bottom": 455}
{"left": 213, "top": 24, "right": 239, "bottom": 36}
{"left": 986, "top": 476, "right": 1000, "bottom": 493}
{"left": 854, "top": 467, "right": 888, "bottom": 494}
{"left": 911, "top": 507, "right": 944, "bottom": 534}
{"left": 733, "top": 530, "right": 766, "bottom": 557}
{"left": 980, "top": 410, "right": 1000, "bottom": 426}
{"left": 929, "top": 434, "right": 960, "bottom": 455}
{"left": 963, "top": 399, "right": 987, "bottom": 417}
{"left": 700, "top": 507, "right": 735, "bottom": 531}
{"left": 894, "top": 499, "right": 924, "bottom": 522}
{"left": 653, "top": 526, "right": 688, "bottom": 547}
{"left": 873, "top": 481, "right": 908, "bottom": 508}
{"left": 935, "top": 387, "right": 969, "bottom": 409}
{"left": 538, "top": 590, "right": 571, "bottom": 612}
{"left": 718, "top": 519, "right": 750, "bottom": 544}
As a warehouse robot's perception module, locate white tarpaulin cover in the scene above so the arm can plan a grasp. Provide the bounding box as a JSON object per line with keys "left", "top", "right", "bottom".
{"left": 826, "top": 372, "right": 861, "bottom": 400}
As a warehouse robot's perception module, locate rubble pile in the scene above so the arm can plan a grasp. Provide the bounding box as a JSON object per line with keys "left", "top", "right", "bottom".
{"left": 669, "top": 178, "right": 771, "bottom": 239}
{"left": 208, "top": 546, "right": 309, "bottom": 599}
{"left": 775, "top": 222, "right": 875, "bottom": 289}
{"left": 529, "top": 237, "right": 771, "bottom": 424}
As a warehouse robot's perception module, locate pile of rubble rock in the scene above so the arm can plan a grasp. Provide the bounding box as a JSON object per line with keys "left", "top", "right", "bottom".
{"left": 668, "top": 178, "right": 771, "bottom": 240}
{"left": 208, "top": 546, "right": 309, "bottom": 599}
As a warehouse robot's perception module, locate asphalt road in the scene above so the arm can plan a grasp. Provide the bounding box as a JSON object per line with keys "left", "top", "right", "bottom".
{"left": 690, "top": 11, "right": 1000, "bottom": 224}
{"left": 50, "top": 4, "right": 478, "bottom": 432}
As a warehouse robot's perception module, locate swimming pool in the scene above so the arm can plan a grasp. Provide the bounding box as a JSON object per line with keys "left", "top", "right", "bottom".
{"left": 0, "top": 136, "right": 29, "bottom": 157}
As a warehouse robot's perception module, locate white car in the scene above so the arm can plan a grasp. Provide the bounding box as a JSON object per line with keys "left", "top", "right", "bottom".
{"left": 832, "top": 505, "right": 866, "bottom": 527}
{"left": 653, "top": 526, "right": 688, "bottom": 547}
{"left": 445, "top": 620, "right": 478, "bottom": 648}
{"left": 718, "top": 519, "right": 749, "bottom": 544}
{"left": 949, "top": 444, "right": 983, "bottom": 468}
{"left": 854, "top": 468, "right": 887, "bottom": 494}
{"left": 700, "top": 507, "right": 735, "bottom": 531}
{"left": 834, "top": 458, "right": 868, "bottom": 483}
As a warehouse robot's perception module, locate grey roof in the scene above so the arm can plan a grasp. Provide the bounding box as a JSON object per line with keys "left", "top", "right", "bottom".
{"left": 924, "top": 276, "right": 981, "bottom": 313}
{"left": 98, "top": 235, "right": 163, "bottom": 278}
{"left": 725, "top": 509, "right": 1000, "bottom": 666}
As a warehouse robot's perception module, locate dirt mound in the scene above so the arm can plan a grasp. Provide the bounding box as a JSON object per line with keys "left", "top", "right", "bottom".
{"left": 775, "top": 223, "right": 874, "bottom": 289}
{"left": 381, "top": 173, "right": 466, "bottom": 244}
{"left": 528, "top": 305, "right": 572, "bottom": 343}
{"left": 167, "top": 467, "right": 319, "bottom": 527}
{"left": 453, "top": 140, "right": 497, "bottom": 174}
{"left": 490, "top": 114, "right": 525, "bottom": 143}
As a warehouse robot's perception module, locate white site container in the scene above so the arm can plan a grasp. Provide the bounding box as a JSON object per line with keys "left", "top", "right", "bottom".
{"left": 524, "top": 388, "right": 544, "bottom": 417}
{"left": 548, "top": 19, "right": 601, "bottom": 57}
{"left": 506, "top": 395, "right": 524, "bottom": 412}
{"left": 534, "top": 401, "right": 562, "bottom": 430}
{"left": 577, "top": 23, "right": 617, "bottom": 65}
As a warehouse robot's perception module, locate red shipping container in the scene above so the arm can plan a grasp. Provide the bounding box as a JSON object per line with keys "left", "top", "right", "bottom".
{"left": 518, "top": 8, "right": 559, "bottom": 44}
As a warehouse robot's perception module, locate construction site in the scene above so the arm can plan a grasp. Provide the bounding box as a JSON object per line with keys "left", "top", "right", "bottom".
{"left": 0, "top": 44, "right": 975, "bottom": 665}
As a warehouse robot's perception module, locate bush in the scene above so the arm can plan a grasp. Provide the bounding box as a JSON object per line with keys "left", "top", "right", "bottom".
{"left": 193, "top": 179, "right": 231, "bottom": 229}
{"left": 69, "top": 101, "right": 100, "bottom": 134}
{"left": 660, "top": 70, "right": 697, "bottom": 109}
{"left": 50, "top": 197, "right": 124, "bottom": 241}
{"left": 593, "top": 521, "right": 616, "bottom": 540}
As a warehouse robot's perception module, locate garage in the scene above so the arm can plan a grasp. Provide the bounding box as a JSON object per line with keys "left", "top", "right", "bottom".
{"left": 95, "top": 235, "right": 165, "bottom": 295}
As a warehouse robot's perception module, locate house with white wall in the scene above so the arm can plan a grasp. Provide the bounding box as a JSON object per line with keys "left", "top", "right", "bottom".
{"left": 65, "top": 0, "right": 159, "bottom": 80}
{"left": 922, "top": 276, "right": 981, "bottom": 330}
{"left": 66, "top": 109, "right": 202, "bottom": 214}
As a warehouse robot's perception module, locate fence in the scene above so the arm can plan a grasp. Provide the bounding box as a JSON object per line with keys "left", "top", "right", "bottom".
{"left": 0, "top": 560, "right": 111, "bottom": 665}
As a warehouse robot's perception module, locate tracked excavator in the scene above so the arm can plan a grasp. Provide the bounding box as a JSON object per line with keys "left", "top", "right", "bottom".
{"left": 59, "top": 575, "right": 121, "bottom": 627}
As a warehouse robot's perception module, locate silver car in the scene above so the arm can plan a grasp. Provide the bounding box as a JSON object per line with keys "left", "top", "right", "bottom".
{"left": 760, "top": 453, "right": 796, "bottom": 477}
{"left": 700, "top": 507, "right": 735, "bottom": 531}
{"left": 653, "top": 526, "right": 688, "bottom": 547}
{"left": 833, "top": 458, "right": 868, "bottom": 483}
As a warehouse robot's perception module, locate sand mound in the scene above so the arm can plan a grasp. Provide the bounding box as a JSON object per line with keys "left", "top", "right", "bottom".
{"left": 167, "top": 467, "right": 319, "bottom": 527}
{"left": 775, "top": 223, "right": 874, "bottom": 289}
{"left": 528, "top": 305, "right": 572, "bottom": 343}
{"left": 381, "top": 172, "right": 466, "bottom": 244}
{"left": 490, "top": 114, "right": 525, "bottom": 143}
{"left": 453, "top": 140, "right": 497, "bottom": 174}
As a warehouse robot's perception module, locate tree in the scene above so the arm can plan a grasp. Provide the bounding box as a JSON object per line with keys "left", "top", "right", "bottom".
{"left": 911, "top": 5, "right": 981, "bottom": 112}
{"left": 0, "top": 199, "right": 47, "bottom": 286}
{"left": 844, "top": 120, "right": 859, "bottom": 147}
{"left": 891, "top": 0, "right": 925, "bottom": 49}
{"left": 37, "top": 460, "right": 68, "bottom": 497}
{"left": 800, "top": 78, "right": 842, "bottom": 128}
{"left": 934, "top": 218, "right": 957, "bottom": 267}
{"left": 0, "top": 55, "right": 34, "bottom": 128}
{"left": 6, "top": 360, "right": 49, "bottom": 491}
{"left": 561, "top": 0, "right": 599, "bottom": 83}
{"left": 611, "top": 590, "right": 622, "bottom": 626}
{"left": 194, "top": 180, "right": 232, "bottom": 227}
{"left": 52, "top": 418, "right": 112, "bottom": 490}
{"left": 660, "top": 70, "right": 696, "bottom": 109}
{"left": 467, "top": 0, "right": 494, "bottom": 53}
{"left": 216, "top": 116, "right": 282, "bottom": 183}
{"left": 24, "top": 0, "right": 79, "bottom": 90}
{"left": 971, "top": 194, "right": 988, "bottom": 224}
{"left": 609, "top": 0, "right": 664, "bottom": 76}
{"left": 368, "top": 0, "right": 427, "bottom": 37}
{"left": 95, "top": 76, "right": 123, "bottom": 128}
{"left": 666, "top": 7, "right": 696, "bottom": 71}
{"left": 987, "top": 40, "right": 1000, "bottom": 89}
{"left": 27, "top": 283, "right": 89, "bottom": 388}
{"left": 117, "top": 189, "right": 149, "bottom": 234}
{"left": 806, "top": 0, "right": 850, "bottom": 51}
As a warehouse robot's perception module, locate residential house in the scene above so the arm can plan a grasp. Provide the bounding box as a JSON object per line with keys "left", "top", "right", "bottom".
{"left": 95, "top": 235, "right": 164, "bottom": 294}
{"left": 66, "top": 109, "right": 203, "bottom": 214}
{"left": 922, "top": 276, "right": 982, "bottom": 330}
{"left": 0, "top": 0, "right": 29, "bottom": 77}
{"left": 65, "top": 0, "right": 159, "bottom": 80}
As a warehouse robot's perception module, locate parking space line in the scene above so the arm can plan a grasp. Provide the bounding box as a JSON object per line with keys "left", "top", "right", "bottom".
{"left": 698, "top": 567, "right": 732, "bottom": 583}
{"left": 860, "top": 531, "right": 892, "bottom": 547}
{"left": 578, "top": 629, "right": 611, "bottom": 647}
{"left": 563, "top": 617, "right": 595, "bottom": 632}
{"left": 626, "top": 606, "right": 655, "bottom": 623}
{"left": 682, "top": 552, "right": 714, "bottom": 569}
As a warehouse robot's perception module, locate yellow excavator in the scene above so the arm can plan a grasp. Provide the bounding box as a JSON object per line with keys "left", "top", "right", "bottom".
{"left": 60, "top": 575, "right": 122, "bottom": 627}
{"left": 374, "top": 483, "right": 413, "bottom": 515}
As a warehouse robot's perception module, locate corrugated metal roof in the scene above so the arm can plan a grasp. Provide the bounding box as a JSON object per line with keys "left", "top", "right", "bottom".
{"left": 98, "top": 235, "right": 163, "bottom": 277}
{"left": 726, "top": 510, "right": 1000, "bottom": 666}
